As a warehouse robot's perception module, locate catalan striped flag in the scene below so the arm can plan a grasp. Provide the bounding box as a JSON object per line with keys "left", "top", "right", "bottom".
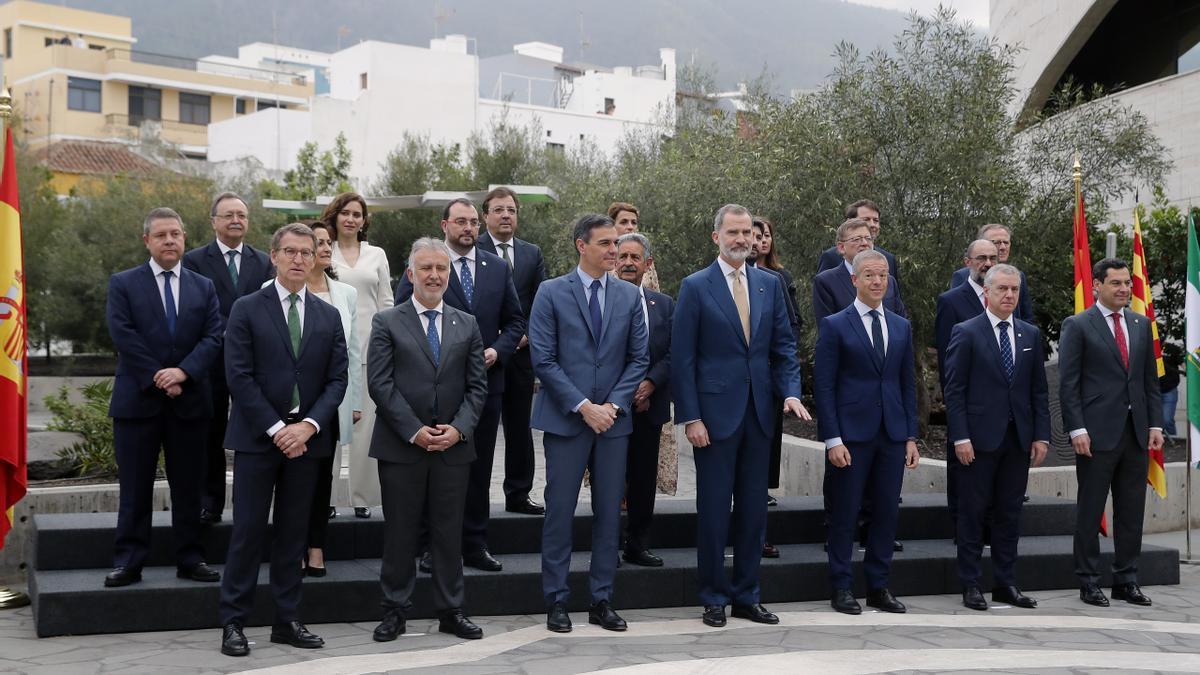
{"left": 0, "top": 128, "right": 27, "bottom": 550}
{"left": 1130, "top": 209, "right": 1166, "bottom": 498}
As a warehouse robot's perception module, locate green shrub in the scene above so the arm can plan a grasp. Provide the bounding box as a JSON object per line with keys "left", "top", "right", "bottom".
{"left": 45, "top": 380, "right": 116, "bottom": 477}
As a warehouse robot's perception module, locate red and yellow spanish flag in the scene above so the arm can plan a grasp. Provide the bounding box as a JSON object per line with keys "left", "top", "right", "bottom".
{"left": 0, "top": 128, "right": 27, "bottom": 549}
{"left": 1131, "top": 209, "right": 1167, "bottom": 497}
{"left": 1073, "top": 191, "right": 1095, "bottom": 315}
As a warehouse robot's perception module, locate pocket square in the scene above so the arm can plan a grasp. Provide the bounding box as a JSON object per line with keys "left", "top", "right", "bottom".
{"left": 1022, "top": 347, "right": 1032, "bottom": 352}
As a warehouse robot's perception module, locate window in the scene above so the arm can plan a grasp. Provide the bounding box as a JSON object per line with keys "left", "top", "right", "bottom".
{"left": 235, "top": 98, "right": 246, "bottom": 114}
{"left": 67, "top": 77, "right": 101, "bottom": 112}
{"left": 546, "top": 142, "right": 564, "bottom": 154}
{"left": 179, "top": 92, "right": 211, "bottom": 125}
{"left": 359, "top": 72, "right": 368, "bottom": 90}
{"left": 257, "top": 100, "right": 288, "bottom": 111}
{"left": 127, "top": 86, "right": 161, "bottom": 124}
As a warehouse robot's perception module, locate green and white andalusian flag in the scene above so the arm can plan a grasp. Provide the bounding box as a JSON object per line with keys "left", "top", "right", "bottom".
{"left": 1188, "top": 211, "right": 1200, "bottom": 466}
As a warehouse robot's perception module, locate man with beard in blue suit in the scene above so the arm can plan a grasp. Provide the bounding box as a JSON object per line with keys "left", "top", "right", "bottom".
{"left": 529, "top": 214, "right": 648, "bottom": 634}
{"left": 672, "top": 204, "right": 808, "bottom": 628}
{"left": 949, "top": 224, "right": 1033, "bottom": 323}
{"left": 944, "top": 264, "right": 1048, "bottom": 611}
{"left": 814, "top": 250, "right": 920, "bottom": 615}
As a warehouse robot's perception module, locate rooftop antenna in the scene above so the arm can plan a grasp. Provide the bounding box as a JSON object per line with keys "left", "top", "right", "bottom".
{"left": 434, "top": 1, "right": 455, "bottom": 39}
{"left": 578, "top": 9, "right": 591, "bottom": 60}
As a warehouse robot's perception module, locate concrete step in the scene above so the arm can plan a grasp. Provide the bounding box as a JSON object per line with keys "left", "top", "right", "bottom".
{"left": 30, "top": 494, "right": 1079, "bottom": 570}
{"left": 29, "top": 536, "right": 1180, "bottom": 637}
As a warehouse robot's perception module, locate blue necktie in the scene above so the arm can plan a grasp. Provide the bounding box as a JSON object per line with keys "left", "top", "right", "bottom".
{"left": 589, "top": 278, "right": 603, "bottom": 342}
{"left": 998, "top": 320, "right": 1014, "bottom": 382}
{"left": 162, "top": 270, "right": 177, "bottom": 337}
{"left": 458, "top": 257, "right": 474, "bottom": 307}
{"left": 424, "top": 309, "right": 441, "bottom": 367}
{"left": 869, "top": 309, "right": 884, "bottom": 365}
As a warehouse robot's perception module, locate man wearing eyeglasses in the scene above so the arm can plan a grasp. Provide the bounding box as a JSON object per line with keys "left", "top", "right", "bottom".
{"left": 813, "top": 218, "right": 907, "bottom": 324}
{"left": 184, "top": 192, "right": 274, "bottom": 525}
{"left": 816, "top": 199, "right": 899, "bottom": 282}
{"left": 396, "top": 197, "right": 525, "bottom": 573}
{"left": 475, "top": 187, "right": 548, "bottom": 517}
{"left": 935, "top": 239, "right": 999, "bottom": 527}
{"left": 950, "top": 224, "right": 1034, "bottom": 322}
{"left": 218, "top": 223, "right": 348, "bottom": 656}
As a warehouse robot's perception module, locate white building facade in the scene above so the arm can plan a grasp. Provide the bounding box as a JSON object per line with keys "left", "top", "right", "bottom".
{"left": 208, "top": 36, "right": 676, "bottom": 187}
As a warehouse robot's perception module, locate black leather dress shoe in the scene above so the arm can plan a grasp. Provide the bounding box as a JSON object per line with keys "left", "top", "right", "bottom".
{"left": 766, "top": 494, "right": 778, "bottom": 507}
{"left": 506, "top": 496, "right": 546, "bottom": 515}
{"left": 373, "top": 609, "right": 405, "bottom": 641}
{"left": 305, "top": 563, "right": 327, "bottom": 578}
{"left": 1112, "top": 583, "right": 1152, "bottom": 606}
{"left": 589, "top": 600, "right": 628, "bottom": 631}
{"left": 270, "top": 621, "right": 324, "bottom": 649}
{"left": 963, "top": 586, "right": 989, "bottom": 611}
{"left": 418, "top": 551, "right": 433, "bottom": 574}
{"left": 702, "top": 604, "right": 726, "bottom": 627}
{"left": 547, "top": 602, "right": 572, "bottom": 633}
{"left": 893, "top": 540, "right": 904, "bottom": 552}
{"left": 439, "top": 610, "right": 483, "bottom": 639}
{"left": 353, "top": 506, "right": 371, "bottom": 519}
{"left": 732, "top": 603, "right": 779, "bottom": 624}
{"left": 762, "top": 542, "right": 780, "bottom": 558}
{"left": 327, "top": 506, "right": 337, "bottom": 519}
{"left": 993, "top": 585, "right": 1037, "bottom": 608}
{"left": 866, "top": 588, "right": 906, "bottom": 613}
{"left": 220, "top": 622, "right": 248, "bottom": 656}
{"left": 200, "top": 508, "right": 222, "bottom": 525}
{"left": 463, "top": 549, "right": 503, "bottom": 572}
{"left": 104, "top": 567, "right": 142, "bottom": 587}
{"left": 623, "top": 548, "right": 664, "bottom": 567}
{"left": 831, "top": 589, "right": 862, "bottom": 615}
{"left": 177, "top": 562, "right": 220, "bottom": 582}
{"left": 1081, "top": 584, "right": 1110, "bottom": 607}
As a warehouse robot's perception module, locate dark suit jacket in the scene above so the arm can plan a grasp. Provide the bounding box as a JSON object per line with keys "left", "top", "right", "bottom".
{"left": 528, "top": 272, "right": 649, "bottom": 438}
{"left": 950, "top": 266, "right": 1034, "bottom": 323}
{"left": 753, "top": 264, "right": 801, "bottom": 344}
{"left": 813, "top": 304, "right": 917, "bottom": 444}
{"left": 1058, "top": 305, "right": 1163, "bottom": 451}
{"left": 935, "top": 281, "right": 986, "bottom": 386}
{"left": 367, "top": 301, "right": 488, "bottom": 465}
{"left": 811, "top": 263, "right": 906, "bottom": 324}
{"left": 639, "top": 288, "right": 674, "bottom": 426}
{"left": 106, "top": 263, "right": 222, "bottom": 420}
{"left": 223, "top": 285, "right": 349, "bottom": 458}
{"left": 395, "top": 247, "right": 525, "bottom": 393}
{"left": 477, "top": 231, "right": 546, "bottom": 316}
{"left": 818, "top": 244, "right": 898, "bottom": 280}
{"left": 671, "top": 261, "right": 802, "bottom": 442}
{"left": 182, "top": 240, "right": 274, "bottom": 319}
{"left": 943, "top": 313, "right": 1049, "bottom": 451}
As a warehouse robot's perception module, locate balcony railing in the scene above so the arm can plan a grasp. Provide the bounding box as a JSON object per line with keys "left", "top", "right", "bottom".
{"left": 105, "top": 48, "right": 308, "bottom": 87}
{"left": 105, "top": 113, "right": 206, "bottom": 132}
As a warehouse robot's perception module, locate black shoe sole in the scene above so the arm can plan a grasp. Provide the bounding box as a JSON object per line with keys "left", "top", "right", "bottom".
{"left": 220, "top": 645, "right": 249, "bottom": 657}
{"left": 546, "top": 623, "right": 572, "bottom": 633}
{"left": 866, "top": 602, "right": 906, "bottom": 614}
{"left": 831, "top": 605, "right": 862, "bottom": 615}
{"left": 269, "top": 635, "right": 324, "bottom": 649}
{"left": 104, "top": 574, "right": 142, "bottom": 588}
{"left": 439, "top": 626, "right": 483, "bottom": 639}
{"left": 588, "top": 617, "right": 627, "bottom": 631}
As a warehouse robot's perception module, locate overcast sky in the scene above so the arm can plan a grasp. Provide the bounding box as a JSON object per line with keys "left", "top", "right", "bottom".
{"left": 847, "top": 0, "right": 990, "bottom": 28}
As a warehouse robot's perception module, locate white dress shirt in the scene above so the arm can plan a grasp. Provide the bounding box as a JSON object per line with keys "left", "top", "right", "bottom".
{"left": 967, "top": 276, "right": 986, "bottom": 308}
{"left": 148, "top": 258, "right": 180, "bottom": 314}
{"left": 265, "top": 280, "right": 320, "bottom": 438}
{"left": 216, "top": 239, "right": 244, "bottom": 275}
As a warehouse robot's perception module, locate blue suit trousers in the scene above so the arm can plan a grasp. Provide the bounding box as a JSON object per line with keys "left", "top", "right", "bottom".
{"left": 826, "top": 430, "right": 905, "bottom": 590}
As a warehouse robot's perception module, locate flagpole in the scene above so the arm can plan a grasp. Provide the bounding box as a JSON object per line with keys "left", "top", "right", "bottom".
{"left": 0, "top": 84, "right": 28, "bottom": 610}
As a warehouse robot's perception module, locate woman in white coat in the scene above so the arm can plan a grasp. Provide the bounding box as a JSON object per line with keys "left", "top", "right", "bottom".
{"left": 326, "top": 192, "right": 392, "bottom": 518}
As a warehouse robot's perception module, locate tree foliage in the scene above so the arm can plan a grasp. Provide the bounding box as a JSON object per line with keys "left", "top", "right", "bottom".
{"left": 261, "top": 132, "right": 353, "bottom": 201}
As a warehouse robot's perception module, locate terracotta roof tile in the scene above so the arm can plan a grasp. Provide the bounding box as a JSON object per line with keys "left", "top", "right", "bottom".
{"left": 33, "top": 141, "right": 163, "bottom": 177}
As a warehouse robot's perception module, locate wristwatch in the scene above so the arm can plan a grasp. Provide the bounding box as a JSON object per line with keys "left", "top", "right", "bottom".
{"left": 608, "top": 402, "right": 625, "bottom": 418}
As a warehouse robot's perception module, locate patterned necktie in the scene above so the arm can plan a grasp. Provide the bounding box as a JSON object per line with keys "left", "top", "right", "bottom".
{"left": 589, "top": 279, "right": 603, "bottom": 341}
{"left": 226, "top": 250, "right": 239, "bottom": 288}
{"left": 1112, "top": 312, "right": 1129, "bottom": 369}
{"left": 997, "top": 320, "right": 1014, "bottom": 382}
{"left": 869, "top": 309, "right": 885, "bottom": 365}
{"left": 424, "top": 309, "right": 441, "bottom": 367}
{"left": 732, "top": 269, "right": 750, "bottom": 344}
{"left": 287, "top": 293, "right": 301, "bottom": 408}
{"left": 499, "top": 243, "right": 513, "bottom": 267}
{"left": 458, "top": 256, "right": 475, "bottom": 307}
{"left": 162, "top": 270, "right": 176, "bottom": 336}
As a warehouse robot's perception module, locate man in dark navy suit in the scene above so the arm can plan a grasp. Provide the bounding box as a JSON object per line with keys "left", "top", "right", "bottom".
{"left": 672, "top": 204, "right": 807, "bottom": 628}
{"left": 814, "top": 250, "right": 919, "bottom": 615}
{"left": 396, "top": 197, "right": 525, "bottom": 572}
{"left": 104, "top": 207, "right": 223, "bottom": 588}
{"left": 816, "top": 199, "right": 899, "bottom": 282}
{"left": 949, "top": 224, "right": 1033, "bottom": 323}
{"left": 475, "top": 186, "right": 547, "bottom": 516}
{"left": 813, "top": 218, "right": 907, "bottom": 323}
{"left": 944, "top": 264, "right": 1049, "bottom": 611}
{"left": 614, "top": 232, "right": 674, "bottom": 567}
{"left": 183, "top": 192, "right": 274, "bottom": 524}
{"left": 935, "top": 239, "right": 997, "bottom": 523}
{"left": 218, "top": 223, "right": 348, "bottom": 657}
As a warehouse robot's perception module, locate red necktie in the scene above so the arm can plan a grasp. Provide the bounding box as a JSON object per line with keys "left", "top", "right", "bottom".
{"left": 1111, "top": 312, "right": 1128, "bottom": 369}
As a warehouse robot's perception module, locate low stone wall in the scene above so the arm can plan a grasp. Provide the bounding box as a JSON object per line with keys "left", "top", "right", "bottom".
{"left": 780, "top": 434, "right": 1200, "bottom": 535}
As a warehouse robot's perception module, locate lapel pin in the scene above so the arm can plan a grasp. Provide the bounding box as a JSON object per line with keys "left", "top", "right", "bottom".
{"left": 758, "top": 288, "right": 764, "bottom": 293}
{"left": 1018, "top": 333, "right": 1023, "bottom": 338}
{"left": 481, "top": 260, "right": 487, "bottom": 266}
